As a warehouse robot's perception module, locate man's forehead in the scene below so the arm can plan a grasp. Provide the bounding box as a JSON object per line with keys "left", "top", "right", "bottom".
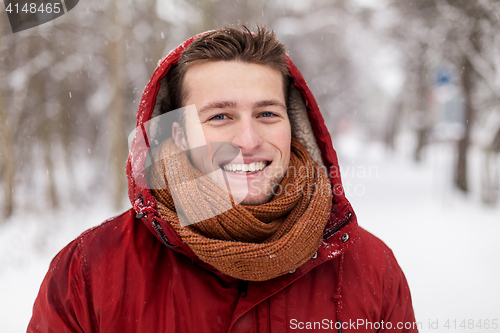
{"left": 183, "top": 61, "right": 285, "bottom": 87}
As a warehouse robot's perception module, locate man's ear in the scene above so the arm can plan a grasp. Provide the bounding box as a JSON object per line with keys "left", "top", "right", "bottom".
{"left": 172, "top": 122, "right": 188, "bottom": 151}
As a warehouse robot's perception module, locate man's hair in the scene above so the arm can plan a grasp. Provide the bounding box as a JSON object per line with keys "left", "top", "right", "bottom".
{"left": 161, "top": 24, "right": 291, "bottom": 128}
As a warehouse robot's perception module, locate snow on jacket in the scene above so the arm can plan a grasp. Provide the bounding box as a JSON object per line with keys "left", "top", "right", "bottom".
{"left": 28, "top": 33, "right": 418, "bottom": 333}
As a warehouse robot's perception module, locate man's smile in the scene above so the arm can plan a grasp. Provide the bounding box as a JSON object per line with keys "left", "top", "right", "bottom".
{"left": 221, "top": 161, "right": 270, "bottom": 174}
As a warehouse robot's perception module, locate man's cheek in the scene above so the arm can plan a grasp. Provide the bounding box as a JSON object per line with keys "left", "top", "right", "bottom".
{"left": 273, "top": 165, "right": 287, "bottom": 179}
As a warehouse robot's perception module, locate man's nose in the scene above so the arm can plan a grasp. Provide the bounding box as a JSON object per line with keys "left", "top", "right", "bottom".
{"left": 231, "top": 118, "right": 263, "bottom": 152}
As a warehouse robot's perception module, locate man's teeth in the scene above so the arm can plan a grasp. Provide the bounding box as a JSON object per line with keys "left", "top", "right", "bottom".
{"left": 222, "top": 161, "right": 267, "bottom": 173}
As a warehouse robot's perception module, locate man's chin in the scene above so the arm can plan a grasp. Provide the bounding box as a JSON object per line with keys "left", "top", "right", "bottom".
{"left": 217, "top": 175, "right": 283, "bottom": 206}
{"left": 237, "top": 192, "right": 274, "bottom": 206}
{"left": 235, "top": 179, "right": 283, "bottom": 206}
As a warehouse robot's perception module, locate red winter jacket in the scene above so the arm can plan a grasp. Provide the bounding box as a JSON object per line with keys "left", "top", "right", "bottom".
{"left": 28, "top": 33, "right": 418, "bottom": 333}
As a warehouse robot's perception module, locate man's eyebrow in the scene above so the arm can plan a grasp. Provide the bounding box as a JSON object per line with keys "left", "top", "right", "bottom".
{"left": 254, "top": 99, "right": 287, "bottom": 110}
{"left": 198, "top": 99, "right": 287, "bottom": 115}
{"left": 198, "top": 101, "right": 237, "bottom": 114}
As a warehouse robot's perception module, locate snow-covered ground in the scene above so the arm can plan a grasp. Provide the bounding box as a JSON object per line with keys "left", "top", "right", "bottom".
{"left": 336, "top": 131, "right": 500, "bottom": 332}
{"left": 1, "top": 132, "right": 499, "bottom": 332}
{"left": 0, "top": 200, "right": 122, "bottom": 333}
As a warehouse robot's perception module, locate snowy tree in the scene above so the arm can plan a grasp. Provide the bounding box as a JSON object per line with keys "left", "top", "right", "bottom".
{"left": 387, "top": 0, "right": 500, "bottom": 194}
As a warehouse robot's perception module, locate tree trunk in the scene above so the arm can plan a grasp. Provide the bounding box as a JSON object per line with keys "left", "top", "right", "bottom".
{"left": 455, "top": 54, "right": 473, "bottom": 192}
{"left": 108, "top": 2, "right": 128, "bottom": 210}
{"left": 0, "top": 13, "right": 15, "bottom": 219}
{"left": 455, "top": 23, "right": 480, "bottom": 193}
{"left": 58, "top": 83, "right": 77, "bottom": 203}
{"left": 481, "top": 149, "right": 500, "bottom": 205}
{"left": 42, "top": 124, "right": 59, "bottom": 209}
{"left": 414, "top": 44, "right": 430, "bottom": 162}
{"left": 28, "top": 33, "right": 60, "bottom": 209}
{"left": 0, "top": 81, "right": 15, "bottom": 219}
{"left": 384, "top": 97, "right": 404, "bottom": 151}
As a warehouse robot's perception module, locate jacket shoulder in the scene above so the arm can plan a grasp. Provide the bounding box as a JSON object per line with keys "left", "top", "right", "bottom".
{"left": 77, "top": 208, "right": 137, "bottom": 243}
{"left": 348, "top": 226, "right": 401, "bottom": 266}
{"left": 75, "top": 208, "right": 164, "bottom": 270}
{"left": 343, "top": 226, "right": 418, "bottom": 331}
{"left": 28, "top": 209, "right": 153, "bottom": 332}
{"left": 343, "top": 226, "right": 408, "bottom": 297}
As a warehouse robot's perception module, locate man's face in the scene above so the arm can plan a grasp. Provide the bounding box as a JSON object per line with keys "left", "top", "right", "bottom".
{"left": 174, "top": 61, "right": 291, "bottom": 205}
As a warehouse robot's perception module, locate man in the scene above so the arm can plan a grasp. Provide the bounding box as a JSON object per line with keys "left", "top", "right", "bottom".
{"left": 28, "top": 25, "right": 418, "bottom": 332}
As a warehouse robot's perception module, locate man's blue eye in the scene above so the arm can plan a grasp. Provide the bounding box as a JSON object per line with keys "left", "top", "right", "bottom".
{"left": 261, "top": 112, "right": 275, "bottom": 117}
{"left": 211, "top": 114, "right": 226, "bottom": 120}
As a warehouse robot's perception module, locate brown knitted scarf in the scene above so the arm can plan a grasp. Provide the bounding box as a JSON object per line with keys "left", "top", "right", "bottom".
{"left": 150, "top": 137, "right": 332, "bottom": 281}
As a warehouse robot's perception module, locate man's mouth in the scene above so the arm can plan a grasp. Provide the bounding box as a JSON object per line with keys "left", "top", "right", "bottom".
{"left": 221, "top": 161, "right": 270, "bottom": 174}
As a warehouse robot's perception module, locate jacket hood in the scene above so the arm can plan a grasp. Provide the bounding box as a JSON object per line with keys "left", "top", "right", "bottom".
{"left": 126, "top": 31, "right": 359, "bottom": 269}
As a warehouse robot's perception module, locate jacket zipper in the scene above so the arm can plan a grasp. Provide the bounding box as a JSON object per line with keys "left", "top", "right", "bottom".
{"left": 152, "top": 219, "right": 178, "bottom": 248}
{"left": 323, "top": 211, "right": 352, "bottom": 240}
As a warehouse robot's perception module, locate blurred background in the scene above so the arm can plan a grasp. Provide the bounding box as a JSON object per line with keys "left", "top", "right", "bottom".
{"left": 1, "top": 0, "right": 499, "bottom": 332}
